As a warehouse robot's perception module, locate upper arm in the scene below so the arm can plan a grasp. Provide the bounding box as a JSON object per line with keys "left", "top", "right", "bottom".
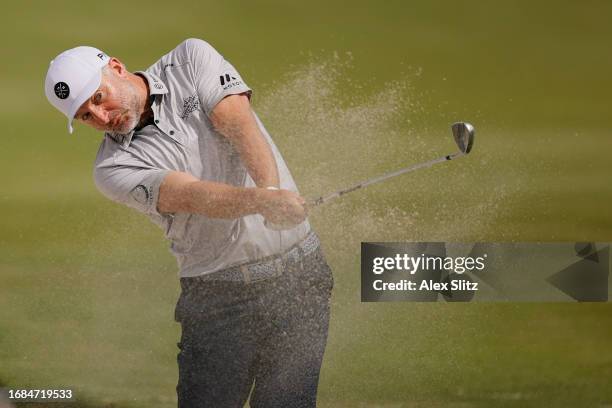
{"left": 184, "top": 38, "right": 252, "bottom": 115}
{"left": 209, "top": 93, "right": 254, "bottom": 137}
{"left": 94, "top": 164, "right": 171, "bottom": 216}
{"left": 94, "top": 164, "right": 203, "bottom": 215}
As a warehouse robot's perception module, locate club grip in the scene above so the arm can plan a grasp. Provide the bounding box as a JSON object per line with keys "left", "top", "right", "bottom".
{"left": 262, "top": 186, "right": 301, "bottom": 230}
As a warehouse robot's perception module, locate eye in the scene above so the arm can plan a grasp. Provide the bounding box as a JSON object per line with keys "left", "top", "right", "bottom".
{"left": 93, "top": 92, "right": 102, "bottom": 104}
{"left": 82, "top": 112, "right": 91, "bottom": 121}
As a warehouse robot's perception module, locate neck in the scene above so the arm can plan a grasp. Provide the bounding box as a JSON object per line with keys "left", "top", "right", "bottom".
{"left": 133, "top": 73, "right": 153, "bottom": 129}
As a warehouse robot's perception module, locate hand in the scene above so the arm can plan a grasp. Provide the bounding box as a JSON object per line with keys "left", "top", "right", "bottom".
{"left": 258, "top": 188, "right": 308, "bottom": 227}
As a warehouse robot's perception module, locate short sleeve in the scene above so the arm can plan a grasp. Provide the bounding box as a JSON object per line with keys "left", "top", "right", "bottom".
{"left": 184, "top": 38, "right": 252, "bottom": 114}
{"left": 94, "top": 163, "right": 170, "bottom": 217}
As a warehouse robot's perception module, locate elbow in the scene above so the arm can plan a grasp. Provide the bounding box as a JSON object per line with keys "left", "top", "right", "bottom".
{"left": 158, "top": 179, "right": 198, "bottom": 214}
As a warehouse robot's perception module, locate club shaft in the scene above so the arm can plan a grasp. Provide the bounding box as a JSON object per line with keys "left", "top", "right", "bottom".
{"left": 311, "top": 151, "right": 464, "bottom": 207}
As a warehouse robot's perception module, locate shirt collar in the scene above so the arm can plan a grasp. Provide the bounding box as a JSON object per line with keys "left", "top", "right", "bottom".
{"left": 105, "top": 71, "right": 168, "bottom": 146}
{"left": 134, "top": 71, "right": 169, "bottom": 95}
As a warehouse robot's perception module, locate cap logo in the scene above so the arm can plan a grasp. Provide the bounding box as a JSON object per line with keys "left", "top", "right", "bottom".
{"left": 54, "top": 82, "right": 70, "bottom": 99}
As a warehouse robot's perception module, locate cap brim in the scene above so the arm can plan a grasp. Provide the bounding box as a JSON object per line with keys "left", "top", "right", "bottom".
{"left": 66, "top": 70, "right": 102, "bottom": 134}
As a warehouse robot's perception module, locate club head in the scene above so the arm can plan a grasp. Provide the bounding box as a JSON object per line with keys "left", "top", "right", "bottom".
{"left": 451, "top": 122, "right": 475, "bottom": 154}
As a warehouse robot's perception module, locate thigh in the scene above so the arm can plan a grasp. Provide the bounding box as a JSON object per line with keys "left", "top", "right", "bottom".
{"left": 176, "top": 282, "right": 262, "bottom": 408}
{"left": 251, "top": 248, "right": 334, "bottom": 408}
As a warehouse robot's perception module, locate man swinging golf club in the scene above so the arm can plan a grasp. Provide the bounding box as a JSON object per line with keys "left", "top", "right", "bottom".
{"left": 44, "top": 39, "right": 333, "bottom": 408}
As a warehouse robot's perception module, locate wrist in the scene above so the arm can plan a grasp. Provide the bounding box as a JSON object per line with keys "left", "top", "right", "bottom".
{"left": 250, "top": 187, "right": 273, "bottom": 214}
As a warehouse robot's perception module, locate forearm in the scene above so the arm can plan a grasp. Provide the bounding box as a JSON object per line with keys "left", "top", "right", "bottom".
{"left": 211, "top": 94, "right": 280, "bottom": 188}
{"left": 184, "top": 181, "right": 263, "bottom": 218}
{"left": 225, "top": 119, "right": 280, "bottom": 188}
{"left": 158, "top": 171, "right": 306, "bottom": 225}
{"left": 158, "top": 172, "right": 265, "bottom": 218}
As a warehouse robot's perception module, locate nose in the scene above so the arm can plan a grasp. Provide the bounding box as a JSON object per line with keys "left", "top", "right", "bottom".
{"left": 89, "top": 105, "right": 111, "bottom": 125}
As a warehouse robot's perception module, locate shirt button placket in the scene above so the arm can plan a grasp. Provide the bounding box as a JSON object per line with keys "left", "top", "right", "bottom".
{"left": 154, "top": 116, "right": 176, "bottom": 138}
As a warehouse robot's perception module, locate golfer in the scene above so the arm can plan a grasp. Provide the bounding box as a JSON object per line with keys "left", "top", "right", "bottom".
{"left": 44, "top": 39, "right": 333, "bottom": 407}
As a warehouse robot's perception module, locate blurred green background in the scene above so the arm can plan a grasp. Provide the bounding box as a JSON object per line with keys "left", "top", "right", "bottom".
{"left": 1, "top": 0, "right": 612, "bottom": 407}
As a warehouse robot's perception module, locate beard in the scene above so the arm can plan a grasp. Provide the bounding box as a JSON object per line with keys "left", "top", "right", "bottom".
{"left": 108, "top": 80, "right": 143, "bottom": 134}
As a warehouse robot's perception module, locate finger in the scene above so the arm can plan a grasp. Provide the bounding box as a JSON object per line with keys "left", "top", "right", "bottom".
{"left": 293, "top": 210, "right": 307, "bottom": 223}
{"left": 294, "top": 204, "right": 307, "bottom": 219}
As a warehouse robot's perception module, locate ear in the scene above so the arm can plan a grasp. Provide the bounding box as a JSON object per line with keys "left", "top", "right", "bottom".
{"left": 107, "top": 57, "right": 127, "bottom": 77}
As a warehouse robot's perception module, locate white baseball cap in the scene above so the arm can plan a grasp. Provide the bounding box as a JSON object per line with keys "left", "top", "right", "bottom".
{"left": 45, "top": 46, "right": 110, "bottom": 133}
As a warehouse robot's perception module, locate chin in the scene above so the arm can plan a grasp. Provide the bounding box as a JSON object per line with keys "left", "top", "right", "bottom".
{"left": 114, "top": 116, "right": 139, "bottom": 134}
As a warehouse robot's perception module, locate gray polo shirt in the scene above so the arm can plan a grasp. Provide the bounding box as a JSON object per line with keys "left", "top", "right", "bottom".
{"left": 93, "top": 38, "right": 310, "bottom": 278}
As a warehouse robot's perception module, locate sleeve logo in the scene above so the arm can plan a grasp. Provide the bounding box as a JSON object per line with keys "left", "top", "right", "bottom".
{"left": 219, "top": 73, "right": 243, "bottom": 90}
{"left": 130, "top": 184, "right": 151, "bottom": 205}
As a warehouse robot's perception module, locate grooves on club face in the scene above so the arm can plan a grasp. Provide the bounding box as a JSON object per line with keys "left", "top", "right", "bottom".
{"left": 451, "top": 122, "right": 475, "bottom": 154}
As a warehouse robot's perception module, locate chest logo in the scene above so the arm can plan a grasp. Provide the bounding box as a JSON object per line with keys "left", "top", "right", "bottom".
{"left": 179, "top": 95, "right": 200, "bottom": 120}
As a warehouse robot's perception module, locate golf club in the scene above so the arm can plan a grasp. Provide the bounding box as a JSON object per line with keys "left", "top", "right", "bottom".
{"left": 264, "top": 122, "right": 475, "bottom": 230}
{"left": 309, "top": 121, "right": 475, "bottom": 207}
